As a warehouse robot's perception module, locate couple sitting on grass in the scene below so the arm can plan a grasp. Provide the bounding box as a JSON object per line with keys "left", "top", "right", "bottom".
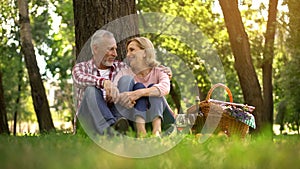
{"left": 72, "top": 29, "right": 175, "bottom": 138}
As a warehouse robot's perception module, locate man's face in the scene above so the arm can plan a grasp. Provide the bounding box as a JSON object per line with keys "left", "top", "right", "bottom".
{"left": 93, "top": 37, "right": 117, "bottom": 69}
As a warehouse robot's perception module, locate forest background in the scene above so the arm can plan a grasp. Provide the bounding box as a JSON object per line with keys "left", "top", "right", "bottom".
{"left": 0, "top": 0, "right": 299, "bottom": 136}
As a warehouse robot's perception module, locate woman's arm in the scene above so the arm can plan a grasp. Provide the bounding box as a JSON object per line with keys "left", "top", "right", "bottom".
{"left": 118, "top": 87, "right": 160, "bottom": 108}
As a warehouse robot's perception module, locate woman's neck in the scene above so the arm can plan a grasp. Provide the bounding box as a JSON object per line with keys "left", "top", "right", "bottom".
{"left": 136, "top": 67, "right": 152, "bottom": 77}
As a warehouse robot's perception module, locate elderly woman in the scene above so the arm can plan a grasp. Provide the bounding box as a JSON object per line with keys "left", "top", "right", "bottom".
{"left": 116, "top": 37, "right": 174, "bottom": 137}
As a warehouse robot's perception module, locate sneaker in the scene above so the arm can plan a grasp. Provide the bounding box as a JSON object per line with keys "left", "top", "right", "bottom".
{"left": 113, "top": 117, "right": 129, "bottom": 135}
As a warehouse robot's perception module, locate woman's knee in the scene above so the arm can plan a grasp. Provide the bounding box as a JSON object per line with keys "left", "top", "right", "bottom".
{"left": 118, "top": 75, "right": 135, "bottom": 92}
{"left": 133, "top": 82, "right": 146, "bottom": 90}
{"left": 149, "top": 97, "right": 164, "bottom": 105}
{"left": 148, "top": 97, "right": 165, "bottom": 114}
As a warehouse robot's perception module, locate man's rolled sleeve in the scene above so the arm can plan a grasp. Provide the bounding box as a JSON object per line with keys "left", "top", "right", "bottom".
{"left": 98, "top": 78, "right": 108, "bottom": 89}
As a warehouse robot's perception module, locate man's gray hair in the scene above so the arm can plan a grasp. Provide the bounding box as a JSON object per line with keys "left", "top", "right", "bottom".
{"left": 90, "top": 30, "right": 114, "bottom": 55}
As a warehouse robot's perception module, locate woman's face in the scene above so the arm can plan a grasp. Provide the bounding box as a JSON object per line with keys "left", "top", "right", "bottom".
{"left": 126, "top": 41, "right": 147, "bottom": 71}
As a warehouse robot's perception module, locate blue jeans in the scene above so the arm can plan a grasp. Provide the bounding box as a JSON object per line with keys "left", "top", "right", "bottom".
{"left": 116, "top": 76, "right": 175, "bottom": 130}
{"left": 78, "top": 75, "right": 175, "bottom": 135}
{"left": 78, "top": 86, "right": 122, "bottom": 135}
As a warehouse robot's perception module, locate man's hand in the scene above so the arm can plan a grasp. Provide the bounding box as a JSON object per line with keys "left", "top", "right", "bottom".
{"left": 118, "top": 92, "right": 135, "bottom": 108}
{"left": 117, "top": 91, "right": 143, "bottom": 108}
{"left": 103, "top": 80, "right": 120, "bottom": 103}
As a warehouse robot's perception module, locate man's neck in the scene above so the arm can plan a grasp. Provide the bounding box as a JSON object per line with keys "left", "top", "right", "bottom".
{"left": 99, "top": 64, "right": 110, "bottom": 70}
{"left": 92, "top": 57, "right": 109, "bottom": 70}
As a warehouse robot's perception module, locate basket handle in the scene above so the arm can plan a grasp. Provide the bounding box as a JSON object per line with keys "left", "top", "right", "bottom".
{"left": 205, "top": 83, "right": 233, "bottom": 102}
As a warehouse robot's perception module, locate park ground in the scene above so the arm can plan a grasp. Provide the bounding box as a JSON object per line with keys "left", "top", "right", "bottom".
{"left": 0, "top": 129, "right": 300, "bottom": 169}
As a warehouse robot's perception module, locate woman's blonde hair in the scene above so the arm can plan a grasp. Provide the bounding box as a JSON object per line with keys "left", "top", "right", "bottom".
{"left": 126, "top": 37, "right": 160, "bottom": 67}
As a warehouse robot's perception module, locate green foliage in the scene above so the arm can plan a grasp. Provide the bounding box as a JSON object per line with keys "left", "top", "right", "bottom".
{"left": 46, "top": 0, "right": 75, "bottom": 125}
{"left": 0, "top": 0, "right": 75, "bottom": 133}
{"left": 136, "top": 1, "right": 220, "bottom": 110}
{"left": 29, "top": 0, "right": 75, "bottom": 125}
{"left": 275, "top": 0, "right": 300, "bottom": 133}
{"left": 137, "top": 0, "right": 247, "bottom": 106}
{"left": 46, "top": 0, "right": 75, "bottom": 79}
{"left": 0, "top": 0, "right": 36, "bottom": 123}
{"left": 137, "top": 1, "right": 299, "bottom": 125}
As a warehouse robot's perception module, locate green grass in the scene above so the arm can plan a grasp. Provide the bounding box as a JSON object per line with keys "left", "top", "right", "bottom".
{"left": 0, "top": 132, "right": 299, "bottom": 169}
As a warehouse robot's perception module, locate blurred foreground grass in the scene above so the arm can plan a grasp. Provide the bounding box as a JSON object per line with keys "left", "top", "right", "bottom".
{"left": 0, "top": 132, "right": 299, "bottom": 169}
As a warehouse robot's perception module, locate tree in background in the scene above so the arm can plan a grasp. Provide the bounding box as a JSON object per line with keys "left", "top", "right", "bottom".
{"left": 137, "top": 0, "right": 230, "bottom": 112}
{"left": 262, "top": 0, "right": 278, "bottom": 132}
{"left": 0, "top": 0, "right": 36, "bottom": 134}
{"left": 73, "top": 0, "right": 137, "bottom": 60}
{"left": 278, "top": 0, "right": 300, "bottom": 133}
{"left": 0, "top": 72, "right": 9, "bottom": 134}
{"left": 18, "top": 0, "right": 55, "bottom": 133}
{"left": 219, "top": 0, "right": 278, "bottom": 132}
{"left": 137, "top": 0, "right": 281, "bottom": 131}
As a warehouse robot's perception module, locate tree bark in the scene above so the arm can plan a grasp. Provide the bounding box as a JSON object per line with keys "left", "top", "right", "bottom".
{"left": 262, "top": 0, "right": 278, "bottom": 130}
{"left": 0, "top": 71, "right": 10, "bottom": 135}
{"left": 13, "top": 67, "right": 23, "bottom": 136}
{"left": 18, "top": 0, "right": 55, "bottom": 133}
{"left": 72, "top": 0, "right": 138, "bottom": 133}
{"left": 218, "top": 0, "right": 264, "bottom": 131}
{"left": 73, "top": 0, "right": 138, "bottom": 60}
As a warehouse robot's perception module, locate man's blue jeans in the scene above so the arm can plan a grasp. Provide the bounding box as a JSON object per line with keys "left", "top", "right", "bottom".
{"left": 78, "top": 86, "right": 122, "bottom": 135}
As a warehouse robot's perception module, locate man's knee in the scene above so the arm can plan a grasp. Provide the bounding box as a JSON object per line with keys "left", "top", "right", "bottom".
{"left": 85, "top": 86, "right": 97, "bottom": 94}
{"left": 83, "top": 86, "right": 103, "bottom": 100}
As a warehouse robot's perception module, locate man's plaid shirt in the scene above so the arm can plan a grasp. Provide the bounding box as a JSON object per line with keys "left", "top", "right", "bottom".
{"left": 72, "top": 58, "right": 128, "bottom": 112}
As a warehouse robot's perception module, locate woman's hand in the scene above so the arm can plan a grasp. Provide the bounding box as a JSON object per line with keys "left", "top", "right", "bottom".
{"left": 118, "top": 92, "right": 134, "bottom": 108}
{"left": 118, "top": 91, "right": 142, "bottom": 108}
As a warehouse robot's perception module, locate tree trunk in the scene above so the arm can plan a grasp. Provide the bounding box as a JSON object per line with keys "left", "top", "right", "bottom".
{"left": 0, "top": 71, "right": 10, "bottom": 135}
{"left": 73, "top": 0, "right": 138, "bottom": 60}
{"left": 262, "top": 0, "right": 278, "bottom": 131}
{"left": 72, "top": 0, "right": 138, "bottom": 133}
{"left": 18, "top": 0, "right": 55, "bottom": 133}
{"left": 218, "top": 0, "right": 264, "bottom": 131}
{"left": 13, "top": 66, "right": 23, "bottom": 136}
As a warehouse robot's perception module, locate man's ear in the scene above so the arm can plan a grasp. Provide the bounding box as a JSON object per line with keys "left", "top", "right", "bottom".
{"left": 92, "top": 44, "right": 98, "bottom": 54}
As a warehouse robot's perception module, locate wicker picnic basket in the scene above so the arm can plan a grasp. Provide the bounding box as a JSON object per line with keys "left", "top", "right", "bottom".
{"left": 187, "top": 83, "right": 255, "bottom": 138}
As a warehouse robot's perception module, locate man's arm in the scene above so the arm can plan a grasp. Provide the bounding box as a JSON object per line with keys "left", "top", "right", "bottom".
{"left": 72, "top": 62, "right": 107, "bottom": 89}
{"left": 103, "top": 79, "right": 120, "bottom": 103}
